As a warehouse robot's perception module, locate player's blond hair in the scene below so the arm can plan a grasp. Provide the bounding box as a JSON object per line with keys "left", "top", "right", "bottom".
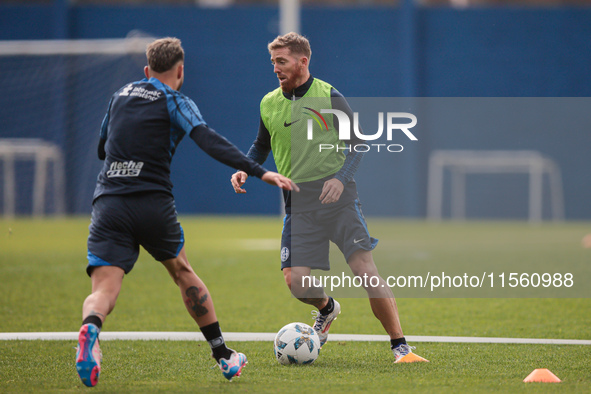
{"left": 146, "top": 37, "right": 184, "bottom": 73}
{"left": 268, "top": 32, "right": 312, "bottom": 59}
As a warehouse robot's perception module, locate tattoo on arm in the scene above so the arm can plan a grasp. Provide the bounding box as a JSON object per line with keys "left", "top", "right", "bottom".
{"left": 185, "top": 286, "right": 209, "bottom": 317}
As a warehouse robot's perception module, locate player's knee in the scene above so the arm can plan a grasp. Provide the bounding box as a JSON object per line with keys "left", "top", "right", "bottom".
{"left": 349, "top": 250, "right": 379, "bottom": 277}
{"left": 162, "top": 256, "right": 194, "bottom": 285}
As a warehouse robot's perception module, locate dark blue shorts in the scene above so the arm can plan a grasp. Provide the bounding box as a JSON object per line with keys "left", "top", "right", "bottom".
{"left": 280, "top": 199, "right": 378, "bottom": 271}
{"left": 86, "top": 192, "right": 184, "bottom": 276}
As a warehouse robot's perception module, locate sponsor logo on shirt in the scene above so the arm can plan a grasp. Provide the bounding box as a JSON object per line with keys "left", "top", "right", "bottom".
{"left": 106, "top": 161, "right": 144, "bottom": 178}
{"left": 283, "top": 119, "right": 300, "bottom": 127}
{"left": 119, "top": 84, "right": 162, "bottom": 101}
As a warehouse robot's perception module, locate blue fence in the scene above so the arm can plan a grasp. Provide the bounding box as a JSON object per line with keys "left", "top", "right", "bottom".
{"left": 1, "top": 4, "right": 590, "bottom": 218}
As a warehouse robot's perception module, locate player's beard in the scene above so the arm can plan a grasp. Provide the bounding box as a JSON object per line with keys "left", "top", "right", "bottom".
{"left": 280, "top": 62, "right": 306, "bottom": 93}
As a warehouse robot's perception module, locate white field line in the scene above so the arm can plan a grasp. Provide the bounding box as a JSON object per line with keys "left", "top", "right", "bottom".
{"left": 0, "top": 332, "right": 589, "bottom": 345}
{"left": 237, "top": 238, "right": 279, "bottom": 250}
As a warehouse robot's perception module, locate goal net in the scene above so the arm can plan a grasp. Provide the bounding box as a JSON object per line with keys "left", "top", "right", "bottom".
{"left": 0, "top": 36, "right": 153, "bottom": 217}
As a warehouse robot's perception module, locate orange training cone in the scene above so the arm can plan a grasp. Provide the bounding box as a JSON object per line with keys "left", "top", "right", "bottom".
{"left": 523, "top": 368, "right": 561, "bottom": 383}
{"left": 395, "top": 353, "right": 429, "bottom": 363}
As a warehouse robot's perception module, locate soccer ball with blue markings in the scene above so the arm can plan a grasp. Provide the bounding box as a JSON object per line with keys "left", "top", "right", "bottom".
{"left": 274, "top": 322, "right": 320, "bottom": 365}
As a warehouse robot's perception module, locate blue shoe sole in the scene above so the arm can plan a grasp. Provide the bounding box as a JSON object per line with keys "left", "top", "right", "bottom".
{"left": 76, "top": 324, "right": 100, "bottom": 387}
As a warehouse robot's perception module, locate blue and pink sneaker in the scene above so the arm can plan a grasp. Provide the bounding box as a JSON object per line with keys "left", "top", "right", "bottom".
{"left": 75, "top": 323, "right": 102, "bottom": 387}
{"left": 217, "top": 351, "right": 247, "bottom": 381}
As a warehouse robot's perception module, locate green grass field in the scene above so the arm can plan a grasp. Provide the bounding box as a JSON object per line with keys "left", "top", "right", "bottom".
{"left": 1, "top": 217, "right": 590, "bottom": 392}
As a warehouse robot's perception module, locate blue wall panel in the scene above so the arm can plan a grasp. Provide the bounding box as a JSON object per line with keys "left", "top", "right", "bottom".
{"left": 0, "top": 6, "right": 56, "bottom": 40}
{"left": 420, "top": 9, "right": 591, "bottom": 97}
{"left": 1, "top": 5, "right": 590, "bottom": 218}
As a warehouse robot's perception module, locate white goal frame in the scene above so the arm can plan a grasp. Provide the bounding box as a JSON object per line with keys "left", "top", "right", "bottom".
{"left": 426, "top": 150, "right": 565, "bottom": 223}
{"left": 0, "top": 139, "right": 65, "bottom": 218}
{"left": 0, "top": 37, "right": 153, "bottom": 217}
{"left": 0, "top": 37, "right": 154, "bottom": 57}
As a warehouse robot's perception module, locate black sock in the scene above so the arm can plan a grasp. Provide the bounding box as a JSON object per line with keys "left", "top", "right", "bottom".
{"left": 200, "top": 322, "right": 233, "bottom": 362}
{"left": 390, "top": 337, "right": 407, "bottom": 349}
{"left": 319, "top": 297, "right": 335, "bottom": 316}
{"left": 82, "top": 315, "right": 103, "bottom": 333}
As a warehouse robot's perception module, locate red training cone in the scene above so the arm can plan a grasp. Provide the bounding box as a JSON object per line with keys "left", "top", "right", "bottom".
{"left": 523, "top": 368, "right": 561, "bottom": 383}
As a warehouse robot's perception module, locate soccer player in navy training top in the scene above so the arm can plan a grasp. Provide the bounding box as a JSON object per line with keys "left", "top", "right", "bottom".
{"left": 231, "top": 33, "right": 427, "bottom": 364}
{"left": 75, "top": 37, "right": 298, "bottom": 387}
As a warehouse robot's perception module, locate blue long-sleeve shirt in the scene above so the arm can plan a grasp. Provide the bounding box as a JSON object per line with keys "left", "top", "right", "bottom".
{"left": 94, "top": 77, "right": 266, "bottom": 201}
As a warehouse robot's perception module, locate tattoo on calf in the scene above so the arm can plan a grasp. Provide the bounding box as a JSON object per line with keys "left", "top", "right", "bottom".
{"left": 89, "top": 310, "right": 106, "bottom": 320}
{"left": 185, "top": 286, "right": 209, "bottom": 317}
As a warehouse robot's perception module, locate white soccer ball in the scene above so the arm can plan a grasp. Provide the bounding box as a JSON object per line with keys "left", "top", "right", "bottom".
{"left": 273, "top": 322, "right": 320, "bottom": 365}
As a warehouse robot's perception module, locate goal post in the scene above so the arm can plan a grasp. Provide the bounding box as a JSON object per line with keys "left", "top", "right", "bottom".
{"left": 426, "top": 150, "right": 565, "bottom": 223}
{"left": 0, "top": 36, "right": 154, "bottom": 217}
{"left": 0, "top": 37, "right": 154, "bottom": 56}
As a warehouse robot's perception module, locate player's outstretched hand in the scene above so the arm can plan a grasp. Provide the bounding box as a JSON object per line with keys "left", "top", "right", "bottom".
{"left": 262, "top": 171, "right": 300, "bottom": 192}
{"left": 232, "top": 171, "right": 299, "bottom": 193}
{"left": 231, "top": 171, "right": 249, "bottom": 193}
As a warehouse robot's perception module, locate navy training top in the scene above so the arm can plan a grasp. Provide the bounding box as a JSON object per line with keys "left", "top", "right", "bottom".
{"left": 94, "top": 77, "right": 267, "bottom": 201}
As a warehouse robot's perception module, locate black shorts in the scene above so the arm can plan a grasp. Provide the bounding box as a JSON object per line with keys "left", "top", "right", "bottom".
{"left": 280, "top": 199, "right": 378, "bottom": 271}
{"left": 86, "top": 192, "right": 184, "bottom": 276}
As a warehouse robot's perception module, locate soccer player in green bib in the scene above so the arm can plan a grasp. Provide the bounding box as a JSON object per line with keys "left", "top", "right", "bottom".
{"left": 231, "top": 32, "right": 426, "bottom": 363}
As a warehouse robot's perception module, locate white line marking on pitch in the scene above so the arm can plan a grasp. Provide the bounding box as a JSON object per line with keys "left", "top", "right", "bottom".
{"left": 0, "top": 332, "right": 589, "bottom": 345}
{"left": 237, "top": 239, "right": 279, "bottom": 250}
